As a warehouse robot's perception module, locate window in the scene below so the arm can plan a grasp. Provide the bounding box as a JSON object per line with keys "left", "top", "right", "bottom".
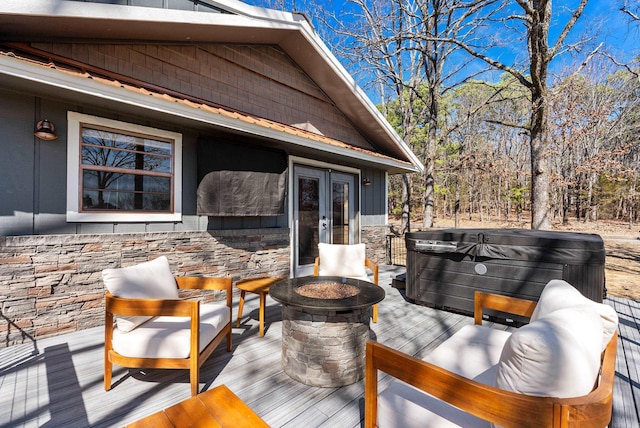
{"left": 67, "top": 112, "right": 182, "bottom": 222}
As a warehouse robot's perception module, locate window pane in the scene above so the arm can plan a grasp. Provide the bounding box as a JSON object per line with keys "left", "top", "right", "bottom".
{"left": 81, "top": 128, "right": 172, "bottom": 173}
{"left": 82, "top": 190, "right": 170, "bottom": 211}
{"left": 298, "top": 177, "right": 320, "bottom": 265}
{"left": 82, "top": 170, "right": 171, "bottom": 211}
{"left": 332, "top": 181, "right": 349, "bottom": 244}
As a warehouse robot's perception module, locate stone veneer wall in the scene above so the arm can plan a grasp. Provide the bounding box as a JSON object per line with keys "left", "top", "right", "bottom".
{"left": 0, "top": 229, "right": 290, "bottom": 348}
{"left": 361, "top": 225, "right": 388, "bottom": 264}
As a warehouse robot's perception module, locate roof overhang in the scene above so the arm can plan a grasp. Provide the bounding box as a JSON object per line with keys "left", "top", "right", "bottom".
{"left": 0, "top": 52, "right": 418, "bottom": 174}
{"left": 0, "top": 0, "right": 423, "bottom": 173}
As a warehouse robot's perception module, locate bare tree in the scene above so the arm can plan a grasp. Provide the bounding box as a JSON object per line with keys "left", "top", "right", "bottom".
{"left": 427, "top": 0, "right": 597, "bottom": 229}
{"left": 316, "top": 0, "right": 500, "bottom": 231}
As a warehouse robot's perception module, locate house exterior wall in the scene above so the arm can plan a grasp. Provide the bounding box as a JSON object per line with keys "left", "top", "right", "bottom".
{"left": 0, "top": 39, "right": 392, "bottom": 345}
{"left": 33, "top": 42, "right": 374, "bottom": 151}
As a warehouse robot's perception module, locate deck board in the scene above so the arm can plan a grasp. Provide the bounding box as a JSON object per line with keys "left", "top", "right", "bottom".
{"left": 1, "top": 266, "right": 638, "bottom": 427}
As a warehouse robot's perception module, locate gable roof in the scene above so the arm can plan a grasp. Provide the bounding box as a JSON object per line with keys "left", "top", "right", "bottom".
{"left": 0, "top": 0, "right": 423, "bottom": 173}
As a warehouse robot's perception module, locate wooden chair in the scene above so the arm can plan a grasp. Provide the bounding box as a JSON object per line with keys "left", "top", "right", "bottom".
{"left": 313, "top": 243, "right": 379, "bottom": 322}
{"left": 103, "top": 257, "right": 232, "bottom": 396}
{"left": 365, "top": 289, "right": 618, "bottom": 427}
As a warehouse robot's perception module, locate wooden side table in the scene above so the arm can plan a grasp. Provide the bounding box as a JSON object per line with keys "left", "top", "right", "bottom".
{"left": 236, "top": 277, "right": 283, "bottom": 337}
{"left": 125, "top": 384, "right": 267, "bottom": 427}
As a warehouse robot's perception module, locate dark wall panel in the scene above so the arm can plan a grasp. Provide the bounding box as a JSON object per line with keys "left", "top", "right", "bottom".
{"left": 0, "top": 89, "right": 36, "bottom": 235}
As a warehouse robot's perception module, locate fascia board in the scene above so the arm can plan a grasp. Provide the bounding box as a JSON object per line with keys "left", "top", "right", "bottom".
{"left": 284, "top": 25, "right": 425, "bottom": 173}
{"left": 0, "top": 54, "right": 420, "bottom": 174}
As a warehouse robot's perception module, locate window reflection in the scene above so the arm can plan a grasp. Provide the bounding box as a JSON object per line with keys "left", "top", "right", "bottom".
{"left": 80, "top": 127, "right": 173, "bottom": 212}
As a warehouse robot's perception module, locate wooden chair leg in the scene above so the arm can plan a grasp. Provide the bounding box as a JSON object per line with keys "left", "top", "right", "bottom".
{"left": 104, "top": 355, "right": 112, "bottom": 391}
{"left": 190, "top": 359, "right": 199, "bottom": 397}
{"left": 236, "top": 290, "right": 246, "bottom": 327}
{"left": 372, "top": 304, "right": 378, "bottom": 323}
{"left": 259, "top": 292, "right": 267, "bottom": 337}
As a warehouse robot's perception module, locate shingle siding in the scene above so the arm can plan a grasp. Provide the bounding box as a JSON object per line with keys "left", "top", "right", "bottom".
{"left": 33, "top": 42, "right": 373, "bottom": 149}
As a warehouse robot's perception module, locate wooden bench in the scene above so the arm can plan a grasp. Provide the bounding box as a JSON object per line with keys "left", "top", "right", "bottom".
{"left": 365, "top": 280, "right": 619, "bottom": 427}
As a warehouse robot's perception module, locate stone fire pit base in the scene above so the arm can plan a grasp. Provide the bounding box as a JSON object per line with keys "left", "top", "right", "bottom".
{"left": 281, "top": 305, "right": 371, "bottom": 387}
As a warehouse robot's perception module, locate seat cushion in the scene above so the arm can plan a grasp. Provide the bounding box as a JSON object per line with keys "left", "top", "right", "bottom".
{"left": 103, "top": 256, "right": 179, "bottom": 332}
{"left": 318, "top": 243, "right": 368, "bottom": 279}
{"left": 531, "top": 279, "right": 618, "bottom": 351}
{"left": 496, "top": 305, "right": 602, "bottom": 398}
{"left": 378, "top": 381, "right": 491, "bottom": 428}
{"left": 112, "top": 303, "right": 230, "bottom": 359}
{"left": 424, "top": 325, "right": 511, "bottom": 380}
{"left": 377, "top": 325, "right": 511, "bottom": 428}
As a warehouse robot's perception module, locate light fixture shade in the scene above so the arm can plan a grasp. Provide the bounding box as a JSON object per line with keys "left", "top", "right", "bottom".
{"left": 362, "top": 177, "right": 372, "bottom": 186}
{"left": 34, "top": 119, "right": 58, "bottom": 140}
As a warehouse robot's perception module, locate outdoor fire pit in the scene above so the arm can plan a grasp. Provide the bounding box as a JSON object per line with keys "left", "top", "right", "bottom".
{"left": 270, "top": 276, "right": 385, "bottom": 387}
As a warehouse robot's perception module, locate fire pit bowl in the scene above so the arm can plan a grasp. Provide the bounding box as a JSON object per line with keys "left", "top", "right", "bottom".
{"left": 270, "top": 276, "right": 385, "bottom": 387}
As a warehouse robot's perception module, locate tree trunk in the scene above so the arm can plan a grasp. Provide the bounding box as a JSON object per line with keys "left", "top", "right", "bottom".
{"left": 454, "top": 179, "right": 461, "bottom": 228}
{"left": 422, "top": 89, "right": 439, "bottom": 229}
{"left": 401, "top": 173, "right": 411, "bottom": 234}
{"left": 528, "top": 0, "right": 552, "bottom": 230}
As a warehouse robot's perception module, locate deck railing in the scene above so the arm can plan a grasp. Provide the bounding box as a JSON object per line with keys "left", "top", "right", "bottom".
{"left": 386, "top": 234, "right": 406, "bottom": 266}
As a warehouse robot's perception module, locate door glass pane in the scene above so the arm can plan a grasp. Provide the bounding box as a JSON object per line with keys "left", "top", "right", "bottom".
{"left": 298, "top": 176, "right": 320, "bottom": 265}
{"left": 332, "top": 181, "right": 349, "bottom": 244}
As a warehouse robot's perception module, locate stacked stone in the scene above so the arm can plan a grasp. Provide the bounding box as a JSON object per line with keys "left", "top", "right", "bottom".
{"left": 0, "top": 229, "right": 289, "bottom": 347}
{"left": 281, "top": 305, "right": 371, "bottom": 387}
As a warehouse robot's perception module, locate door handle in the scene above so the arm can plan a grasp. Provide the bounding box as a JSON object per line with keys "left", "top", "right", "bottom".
{"left": 321, "top": 216, "right": 327, "bottom": 230}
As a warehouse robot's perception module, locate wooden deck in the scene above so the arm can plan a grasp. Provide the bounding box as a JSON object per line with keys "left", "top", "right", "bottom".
{"left": 1, "top": 266, "right": 639, "bottom": 427}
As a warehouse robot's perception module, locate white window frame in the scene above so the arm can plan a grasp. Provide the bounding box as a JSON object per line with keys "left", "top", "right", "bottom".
{"left": 66, "top": 111, "right": 182, "bottom": 222}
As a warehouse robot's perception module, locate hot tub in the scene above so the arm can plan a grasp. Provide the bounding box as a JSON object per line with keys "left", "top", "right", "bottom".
{"left": 405, "top": 229, "right": 605, "bottom": 321}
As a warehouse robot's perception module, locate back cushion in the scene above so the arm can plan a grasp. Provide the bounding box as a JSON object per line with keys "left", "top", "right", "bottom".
{"left": 531, "top": 279, "right": 618, "bottom": 351}
{"left": 102, "top": 256, "right": 179, "bottom": 332}
{"left": 318, "top": 243, "right": 368, "bottom": 279}
{"left": 496, "top": 305, "right": 602, "bottom": 398}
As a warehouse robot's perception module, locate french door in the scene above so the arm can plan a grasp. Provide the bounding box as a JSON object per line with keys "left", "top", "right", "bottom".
{"left": 293, "top": 165, "right": 357, "bottom": 276}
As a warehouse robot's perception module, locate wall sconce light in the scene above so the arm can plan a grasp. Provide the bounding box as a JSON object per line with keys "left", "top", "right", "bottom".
{"left": 362, "top": 177, "right": 372, "bottom": 186}
{"left": 34, "top": 119, "right": 58, "bottom": 141}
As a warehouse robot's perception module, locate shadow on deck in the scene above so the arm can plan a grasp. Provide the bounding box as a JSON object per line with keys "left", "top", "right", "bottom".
{"left": 0, "top": 265, "right": 638, "bottom": 427}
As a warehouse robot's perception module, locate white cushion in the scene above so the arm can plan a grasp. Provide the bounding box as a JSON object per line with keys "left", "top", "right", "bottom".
{"left": 318, "top": 243, "right": 368, "bottom": 280}
{"left": 378, "top": 381, "right": 491, "bottom": 428}
{"left": 425, "top": 325, "right": 511, "bottom": 380}
{"left": 496, "top": 305, "right": 602, "bottom": 398}
{"left": 531, "top": 279, "right": 618, "bottom": 351}
{"left": 378, "top": 325, "right": 511, "bottom": 428}
{"left": 102, "top": 256, "right": 179, "bottom": 332}
{"left": 112, "top": 303, "right": 230, "bottom": 359}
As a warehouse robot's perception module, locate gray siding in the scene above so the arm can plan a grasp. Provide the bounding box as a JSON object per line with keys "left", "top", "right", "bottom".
{"left": 32, "top": 42, "right": 374, "bottom": 151}
{"left": 0, "top": 88, "right": 288, "bottom": 236}
{"left": 360, "top": 167, "right": 387, "bottom": 226}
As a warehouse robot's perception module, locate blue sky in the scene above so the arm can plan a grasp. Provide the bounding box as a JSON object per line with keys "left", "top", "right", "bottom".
{"left": 249, "top": 0, "right": 639, "bottom": 97}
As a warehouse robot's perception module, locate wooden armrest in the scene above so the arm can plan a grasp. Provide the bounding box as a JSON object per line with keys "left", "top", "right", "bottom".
{"left": 313, "top": 257, "right": 320, "bottom": 276}
{"left": 176, "top": 276, "right": 233, "bottom": 308}
{"left": 365, "top": 336, "right": 617, "bottom": 428}
{"left": 473, "top": 291, "right": 537, "bottom": 325}
{"left": 365, "top": 340, "right": 556, "bottom": 427}
{"left": 176, "top": 276, "right": 232, "bottom": 291}
{"left": 105, "top": 291, "right": 199, "bottom": 317}
{"left": 365, "top": 258, "right": 379, "bottom": 284}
